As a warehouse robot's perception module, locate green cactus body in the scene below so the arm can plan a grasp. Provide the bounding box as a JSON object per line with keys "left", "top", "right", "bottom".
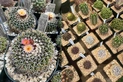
{"left": 93, "top": 0, "right": 103, "bottom": 10}
{"left": 0, "top": 36, "right": 7, "bottom": 53}
{"left": 100, "top": 7, "right": 113, "bottom": 19}
{"left": 90, "top": 13, "right": 98, "bottom": 25}
{"left": 99, "top": 24, "right": 109, "bottom": 35}
{"left": 79, "top": 3, "right": 89, "bottom": 15}
{"left": 51, "top": 73, "right": 61, "bottom": 82}
{"left": 8, "top": 7, "right": 36, "bottom": 33}
{"left": 67, "top": 12, "right": 76, "bottom": 21}
{"left": 111, "top": 18, "right": 123, "bottom": 30}
{"left": 112, "top": 35, "right": 123, "bottom": 48}
{"left": 77, "top": 22, "right": 86, "bottom": 33}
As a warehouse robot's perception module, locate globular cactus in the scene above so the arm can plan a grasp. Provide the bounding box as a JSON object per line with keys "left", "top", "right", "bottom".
{"left": 0, "top": 36, "right": 7, "bottom": 53}
{"left": 85, "top": 36, "right": 95, "bottom": 45}
{"left": 77, "top": 22, "right": 86, "bottom": 33}
{"left": 90, "top": 13, "right": 98, "bottom": 25}
{"left": 110, "top": 18, "right": 123, "bottom": 30}
{"left": 100, "top": 7, "right": 112, "bottom": 19}
{"left": 8, "top": 7, "right": 36, "bottom": 33}
{"left": 67, "top": 12, "right": 76, "bottom": 21}
{"left": 51, "top": 73, "right": 61, "bottom": 82}
{"left": 99, "top": 24, "right": 109, "bottom": 35}
{"left": 6, "top": 29, "right": 57, "bottom": 82}
{"left": 93, "top": 0, "right": 103, "bottom": 10}
{"left": 112, "top": 35, "right": 123, "bottom": 48}
{"left": 79, "top": 3, "right": 89, "bottom": 15}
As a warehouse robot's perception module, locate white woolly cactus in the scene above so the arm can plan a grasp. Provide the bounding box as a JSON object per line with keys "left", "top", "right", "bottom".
{"left": 5, "top": 29, "right": 57, "bottom": 82}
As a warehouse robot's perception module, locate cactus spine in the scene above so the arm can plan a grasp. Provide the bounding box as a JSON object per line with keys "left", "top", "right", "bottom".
{"left": 90, "top": 13, "right": 98, "bottom": 25}
{"left": 79, "top": 3, "right": 89, "bottom": 15}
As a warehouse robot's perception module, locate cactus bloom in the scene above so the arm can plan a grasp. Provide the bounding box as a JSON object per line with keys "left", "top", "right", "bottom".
{"left": 24, "top": 44, "right": 34, "bottom": 53}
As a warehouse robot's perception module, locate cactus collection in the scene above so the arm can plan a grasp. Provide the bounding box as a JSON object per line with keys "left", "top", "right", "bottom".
{"left": 77, "top": 22, "right": 86, "bottom": 33}
{"left": 90, "top": 12, "right": 98, "bottom": 25}
{"left": 99, "top": 24, "right": 109, "bottom": 35}
{"left": 100, "top": 7, "right": 112, "bottom": 19}
{"left": 79, "top": 3, "right": 89, "bottom": 15}
{"left": 5, "top": 29, "right": 57, "bottom": 82}
{"left": 8, "top": 7, "right": 36, "bottom": 33}
{"left": 110, "top": 18, "right": 123, "bottom": 30}
{"left": 93, "top": 0, "right": 103, "bottom": 10}
{"left": 0, "top": 36, "right": 7, "bottom": 53}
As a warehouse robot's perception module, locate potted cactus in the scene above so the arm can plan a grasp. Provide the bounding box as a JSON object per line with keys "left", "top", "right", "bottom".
{"left": 7, "top": 7, "right": 36, "bottom": 35}
{"left": 5, "top": 29, "right": 58, "bottom": 82}
{"left": 93, "top": 0, "right": 104, "bottom": 11}
{"left": 90, "top": 12, "right": 98, "bottom": 26}
{"left": 99, "top": 24, "right": 109, "bottom": 35}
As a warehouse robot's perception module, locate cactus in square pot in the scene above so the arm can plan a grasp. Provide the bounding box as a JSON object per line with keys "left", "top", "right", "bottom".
{"left": 100, "top": 7, "right": 113, "bottom": 19}
{"left": 5, "top": 29, "right": 58, "bottom": 82}
{"left": 110, "top": 18, "right": 123, "bottom": 31}
{"left": 7, "top": 7, "right": 36, "bottom": 34}
{"left": 90, "top": 12, "right": 98, "bottom": 25}
{"left": 67, "top": 12, "right": 76, "bottom": 21}
{"left": 76, "top": 22, "right": 86, "bottom": 34}
{"left": 79, "top": 2, "right": 89, "bottom": 15}
{"left": 93, "top": 0, "right": 103, "bottom": 10}
{"left": 99, "top": 24, "right": 109, "bottom": 35}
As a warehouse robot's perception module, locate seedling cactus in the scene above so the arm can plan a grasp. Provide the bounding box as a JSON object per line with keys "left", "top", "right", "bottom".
{"left": 79, "top": 2, "right": 89, "bottom": 15}
{"left": 99, "top": 24, "right": 109, "bottom": 35}
{"left": 90, "top": 12, "right": 98, "bottom": 25}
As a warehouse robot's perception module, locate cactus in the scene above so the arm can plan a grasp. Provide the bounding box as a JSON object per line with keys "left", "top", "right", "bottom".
{"left": 90, "top": 13, "right": 98, "bottom": 25}
{"left": 62, "top": 32, "right": 71, "bottom": 41}
{"left": 61, "top": 69, "right": 74, "bottom": 82}
{"left": 100, "top": 7, "right": 112, "bottom": 19}
{"left": 110, "top": 18, "right": 123, "bottom": 30}
{"left": 79, "top": 3, "right": 89, "bottom": 15}
{"left": 67, "top": 12, "right": 76, "bottom": 21}
{"left": 93, "top": 0, "right": 103, "bottom": 10}
{"left": 8, "top": 7, "right": 36, "bottom": 33}
{"left": 51, "top": 73, "right": 61, "bottom": 82}
{"left": 5, "top": 29, "right": 57, "bottom": 82}
{"left": 112, "top": 35, "right": 123, "bottom": 48}
{"left": 83, "top": 60, "right": 92, "bottom": 69}
{"left": 112, "top": 65, "right": 122, "bottom": 76}
{"left": 99, "top": 24, "right": 109, "bottom": 35}
{"left": 0, "top": 36, "right": 7, "bottom": 53}
{"left": 77, "top": 22, "right": 86, "bottom": 33}
{"left": 32, "top": 0, "right": 46, "bottom": 12}
{"left": 85, "top": 36, "right": 95, "bottom": 45}
{"left": 71, "top": 46, "right": 79, "bottom": 54}
{"left": 92, "top": 78, "right": 102, "bottom": 82}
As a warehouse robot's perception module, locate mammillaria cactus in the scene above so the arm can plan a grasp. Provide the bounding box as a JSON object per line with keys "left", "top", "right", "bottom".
{"left": 93, "top": 0, "right": 103, "bottom": 10}
{"left": 112, "top": 35, "right": 123, "bottom": 48}
{"left": 100, "top": 7, "right": 113, "bottom": 19}
{"left": 110, "top": 18, "right": 123, "bottom": 30}
{"left": 5, "top": 29, "right": 57, "bottom": 82}
{"left": 77, "top": 22, "right": 86, "bottom": 33}
{"left": 99, "top": 24, "right": 109, "bottom": 35}
{"left": 8, "top": 7, "right": 36, "bottom": 33}
{"left": 79, "top": 2, "right": 89, "bottom": 15}
{"left": 90, "top": 13, "right": 98, "bottom": 25}
{"left": 32, "top": 0, "right": 47, "bottom": 12}
{"left": 67, "top": 12, "right": 76, "bottom": 21}
{"left": 0, "top": 36, "right": 7, "bottom": 53}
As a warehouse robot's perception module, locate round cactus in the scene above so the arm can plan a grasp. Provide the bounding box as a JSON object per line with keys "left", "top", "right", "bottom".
{"left": 5, "top": 29, "right": 57, "bottom": 82}
{"left": 62, "top": 32, "right": 71, "bottom": 41}
{"left": 79, "top": 3, "right": 89, "bottom": 15}
{"left": 67, "top": 12, "right": 76, "bottom": 21}
{"left": 8, "top": 7, "right": 36, "bottom": 34}
{"left": 93, "top": 0, "right": 103, "bottom": 10}
{"left": 100, "top": 7, "right": 112, "bottom": 19}
{"left": 90, "top": 12, "right": 98, "bottom": 25}
{"left": 112, "top": 35, "right": 123, "bottom": 48}
{"left": 77, "top": 22, "right": 86, "bottom": 33}
{"left": 85, "top": 36, "right": 95, "bottom": 45}
{"left": 51, "top": 73, "right": 61, "bottom": 82}
{"left": 99, "top": 24, "right": 109, "bottom": 35}
{"left": 110, "top": 18, "right": 123, "bottom": 30}
{"left": 0, "top": 36, "right": 7, "bottom": 53}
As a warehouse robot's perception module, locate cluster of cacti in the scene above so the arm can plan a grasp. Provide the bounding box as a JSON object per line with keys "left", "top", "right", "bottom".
{"left": 5, "top": 29, "right": 57, "bottom": 82}
{"left": 100, "top": 7, "right": 112, "bottom": 19}
{"left": 79, "top": 3, "right": 89, "bottom": 15}
{"left": 77, "top": 22, "right": 86, "bottom": 33}
{"left": 8, "top": 7, "right": 36, "bottom": 33}
{"left": 51, "top": 73, "right": 61, "bottom": 82}
{"left": 110, "top": 18, "right": 123, "bottom": 30}
{"left": 0, "top": 36, "right": 7, "bottom": 53}
{"left": 67, "top": 12, "right": 76, "bottom": 21}
{"left": 61, "top": 69, "right": 74, "bottom": 82}
{"left": 90, "top": 12, "right": 98, "bottom": 25}
{"left": 85, "top": 36, "right": 95, "bottom": 45}
{"left": 32, "top": 0, "right": 47, "bottom": 12}
{"left": 112, "top": 35, "right": 123, "bottom": 48}
{"left": 93, "top": 0, "right": 103, "bottom": 10}
{"left": 99, "top": 24, "right": 109, "bottom": 35}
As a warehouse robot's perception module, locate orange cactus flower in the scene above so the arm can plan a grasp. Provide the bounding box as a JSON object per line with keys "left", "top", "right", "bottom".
{"left": 24, "top": 44, "right": 34, "bottom": 53}
{"left": 21, "top": 38, "right": 30, "bottom": 45}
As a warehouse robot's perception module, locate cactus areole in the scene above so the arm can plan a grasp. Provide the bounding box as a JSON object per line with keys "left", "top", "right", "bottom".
{"left": 5, "top": 29, "right": 57, "bottom": 82}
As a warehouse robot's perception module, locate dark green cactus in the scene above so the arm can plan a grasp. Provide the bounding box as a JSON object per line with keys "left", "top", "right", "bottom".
{"left": 79, "top": 3, "right": 89, "bottom": 15}
{"left": 90, "top": 13, "right": 98, "bottom": 25}
{"left": 112, "top": 35, "right": 123, "bottom": 48}
{"left": 93, "top": 0, "right": 103, "bottom": 10}
{"left": 51, "top": 73, "right": 61, "bottom": 82}
{"left": 0, "top": 36, "right": 7, "bottom": 53}
{"left": 77, "top": 22, "right": 86, "bottom": 33}
{"left": 99, "top": 24, "right": 109, "bottom": 35}
{"left": 67, "top": 12, "right": 76, "bottom": 21}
